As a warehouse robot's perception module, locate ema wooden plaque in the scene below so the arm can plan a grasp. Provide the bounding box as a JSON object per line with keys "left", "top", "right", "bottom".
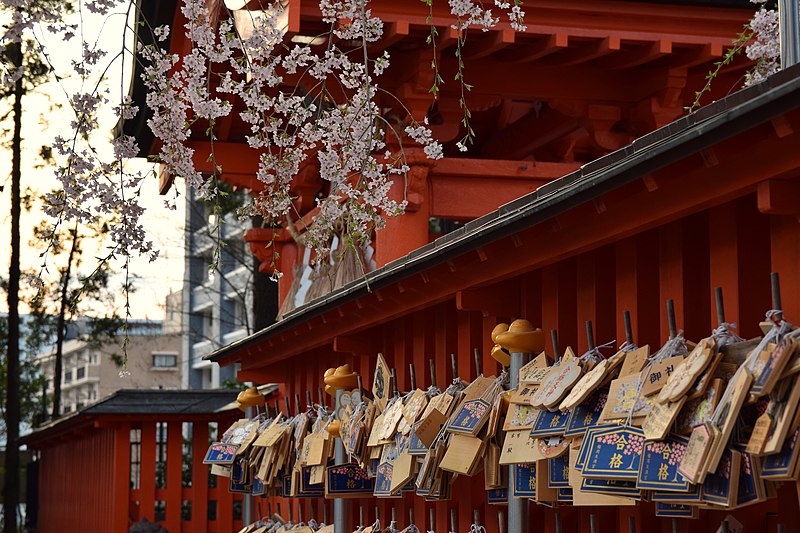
{"left": 657, "top": 339, "right": 714, "bottom": 403}
{"left": 642, "top": 397, "right": 686, "bottom": 441}
{"left": 677, "top": 423, "right": 714, "bottom": 484}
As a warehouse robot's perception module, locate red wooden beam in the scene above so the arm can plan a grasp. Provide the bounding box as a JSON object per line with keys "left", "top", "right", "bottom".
{"left": 758, "top": 178, "right": 800, "bottom": 216}
{"left": 554, "top": 35, "right": 621, "bottom": 66}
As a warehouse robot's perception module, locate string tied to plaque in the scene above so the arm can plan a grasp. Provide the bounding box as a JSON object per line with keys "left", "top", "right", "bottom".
{"left": 482, "top": 369, "right": 509, "bottom": 403}
{"left": 623, "top": 364, "right": 651, "bottom": 428}
{"left": 622, "top": 330, "right": 686, "bottom": 427}
{"left": 314, "top": 404, "right": 333, "bottom": 433}
{"left": 426, "top": 382, "right": 443, "bottom": 398}
{"left": 650, "top": 331, "right": 688, "bottom": 363}
{"left": 712, "top": 322, "right": 743, "bottom": 347}
{"left": 579, "top": 339, "right": 617, "bottom": 364}
{"left": 712, "top": 309, "right": 793, "bottom": 429}
{"left": 619, "top": 340, "right": 639, "bottom": 352}
{"left": 744, "top": 310, "right": 794, "bottom": 374}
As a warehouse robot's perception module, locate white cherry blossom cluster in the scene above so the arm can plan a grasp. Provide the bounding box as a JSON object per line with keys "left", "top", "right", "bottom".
{"left": 744, "top": 0, "right": 780, "bottom": 86}
{"left": 3, "top": 0, "right": 527, "bottom": 278}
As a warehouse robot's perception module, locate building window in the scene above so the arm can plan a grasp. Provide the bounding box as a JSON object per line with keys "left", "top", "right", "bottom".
{"left": 233, "top": 298, "right": 246, "bottom": 327}
{"left": 76, "top": 367, "right": 86, "bottom": 380}
{"left": 88, "top": 386, "right": 97, "bottom": 401}
{"left": 88, "top": 352, "right": 98, "bottom": 365}
{"left": 152, "top": 353, "right": 178, "bottom": 369}
{"left": 64, "top": 370, "right": 72, "bottom": 384}
{"left": 199, "top": 309, "right": 213, "bottom": 340}
{"left": 130, "top": 429, "right": 142, "bottom": 489}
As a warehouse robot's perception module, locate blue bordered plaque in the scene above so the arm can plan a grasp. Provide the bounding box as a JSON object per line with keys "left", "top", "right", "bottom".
{"left": 581, "top": 477, "right": 640, "bottom": 497}
{"left": 655, "top": 503, "right": 697, "bottom": 518}
{"left": 512, "top": 463, "right": 537, "bottom": 498}
{"left": 325, "top": 464, "right": 374, "bottom": 497}
{"left": 530, "top": 409, "right": 569, "bottom": 437}
{"left": 448, "top": 398, "right": 491, "bottom": 435}
{"left": 564, "top": 388, "right": 609, "bottom": 437}
{"left": 582, "top": 426, "right": 645, "bottom": 480}
{"left": 548, "top": 454, "right": 570, "bottom": 488}
{"left": 637, "top": 434, "right": 690, "bottom": 492}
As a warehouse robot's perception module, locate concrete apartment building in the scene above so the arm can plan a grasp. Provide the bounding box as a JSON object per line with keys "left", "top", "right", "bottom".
{"left": 181, "top": 187, "right": 253, "bottom": 390}
{"left": 35, "top": 320, "right": 181, "bottom": 414}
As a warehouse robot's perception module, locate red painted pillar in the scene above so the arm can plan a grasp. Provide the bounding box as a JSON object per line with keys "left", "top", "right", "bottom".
{"left": 165, "top": 421, "right": 183, "bottom": 532}
{"left": 770, "top": 214, "right": 800, "bottom": 320}
{"left": 374, "top": 169, "right": 430, "bottom": 268}
{"left": 192, "top": 422, "right": 209, "bottom": 533}
{"left": 140, "top": 422, "right": 157, "bottom": 522}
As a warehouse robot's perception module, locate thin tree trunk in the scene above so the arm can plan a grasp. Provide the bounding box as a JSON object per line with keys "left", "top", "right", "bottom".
{"left": 4, "top": 39, "right": 23, "bottom": 533}
{"left": 51, "top": 222, "right": 79, "bottom": 419}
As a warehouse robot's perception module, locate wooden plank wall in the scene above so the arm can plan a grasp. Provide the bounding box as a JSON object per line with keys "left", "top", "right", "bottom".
{"left": 36, "top": 417, "right": 243, "bottom": 533}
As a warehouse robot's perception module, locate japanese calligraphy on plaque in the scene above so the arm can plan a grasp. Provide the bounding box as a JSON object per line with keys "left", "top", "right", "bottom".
{"left": 512, "top": 463, "right": 537, "bottom": 498}
{"left": 636, "top": 434, "right": 690, "bottom": 492}
{"left": 641, "top": 356, "right": 684, "bottom": 397}
{"left": 581, "top": 426, "right": 645, "bottom": 480}
{"left": 532, "top": 359, "right": 583, "bottom": 410}
{"left": 530, "top": 409, "right": 569, "bottom": 437}
{"left": 449, "top": 398, "right": 491, "bottom": 435}
{"left": 565, "top": 388, "right": 608, "bottom": 437}
{"left": 325, "top": 464, "right": 374, "bottom": 498}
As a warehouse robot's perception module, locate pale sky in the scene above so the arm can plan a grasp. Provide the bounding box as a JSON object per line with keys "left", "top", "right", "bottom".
{"left": 0, "top": 5, "right": 185, "bottom": 320}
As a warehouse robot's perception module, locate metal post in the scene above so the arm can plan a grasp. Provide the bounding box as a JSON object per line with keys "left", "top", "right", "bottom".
{"left": 666, "top": 299, "right": 677, "bottom": 339}
{"left": 780, "top": 0, "right": 800, "bottom": 69}
{"left": 624, "top": 311, "right": 634, "bottom": 346}
{"left": 508, "top": 350, "right": 531, "bottom": 533}
{"left": 334, "top": 388, "right": 349, "bottom": 533}
{"left": 242, "top": 405, "right": 254, "bottom": 524}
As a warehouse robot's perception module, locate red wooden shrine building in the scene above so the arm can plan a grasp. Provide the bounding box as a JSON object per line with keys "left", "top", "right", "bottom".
{"left": 208, "top": 64, "right": 800, "bottom": 533}
{"left": 23, "top": 389, "right": 265, "bottom": 533}
{"left": 114, "top": 0, "right": 800, "bottom": 532}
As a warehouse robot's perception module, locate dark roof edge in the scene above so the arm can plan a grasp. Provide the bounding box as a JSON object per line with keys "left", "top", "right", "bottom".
{"left": 207, "top": 64, "right": 800, "bottom": 365}
{"left": 21, "top": 388, "right": 248, "bottom": 447}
